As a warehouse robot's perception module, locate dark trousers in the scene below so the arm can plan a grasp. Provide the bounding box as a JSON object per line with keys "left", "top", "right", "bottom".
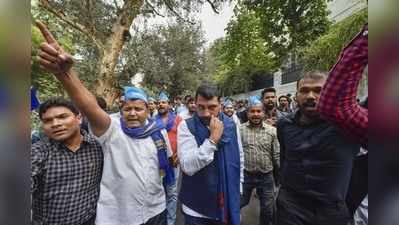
{"left": 276, "top": 188, "right": 350, "bottom": 225}
{"left": 346, "top": 154, "right": 368, "bottom": 216}
{"left": 144, "top": 210, "right": 167, "bottom": 225}
{"left": 184, "top": 213, "right": 223, "bottom": 225}
{"left": 240, "top": 170, "right": 275, "bottom": 225}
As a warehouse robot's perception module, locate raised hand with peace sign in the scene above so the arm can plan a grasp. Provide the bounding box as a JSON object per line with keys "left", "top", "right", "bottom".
{"left": 36, "top": 21, "right": 74, "bottom": 76}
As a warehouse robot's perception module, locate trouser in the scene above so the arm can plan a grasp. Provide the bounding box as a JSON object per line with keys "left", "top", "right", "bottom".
{"left": 346, "top": 154, "right": 368, "bottom": 216}
{"left": 276, "top": 188, "right": 350, "bottom": 225}
{"left": 240, "top": 170, "right": 275, "bottom": 225}
{"left": 165, "top": 167, "right": 179, "bottom": 225}
{"left": 183, "top": 213, "right": 223, "bottom": 225}
{"left": 143, "top": 210, "right": 167, "bottom": 225}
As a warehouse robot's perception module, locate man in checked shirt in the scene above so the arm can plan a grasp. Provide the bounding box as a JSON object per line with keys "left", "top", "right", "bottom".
{"left": 318, "top": 25, "right": 368, "bottom": 225}
{"left": 239, "top": 96, "right": 279, "bottom": 225}
{"left": 31, "top": 98, "right": 103, "bottom": 225}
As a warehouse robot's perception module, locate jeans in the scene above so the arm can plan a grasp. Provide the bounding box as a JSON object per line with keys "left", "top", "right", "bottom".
{"left": 165, "top": 167, "right": 179, "bottom": 225}
{"left": 276, "top": 188, "right": 350, "bottom": 225}
{"left": 144, "top": 210, "right": 167, "bottom": 225}
{"left": 240, "top": 170, "right": 275, "bottom": 225}
{"left": 183, "top": 213, "right": 223, "bottom": 225}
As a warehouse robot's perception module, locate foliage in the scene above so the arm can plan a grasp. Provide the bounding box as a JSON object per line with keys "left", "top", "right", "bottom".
{"left": 245, "top": 0, "right": 332, "bottom": 64}
{"left": 31, "top": 0, "right": 233, "bottom": 105}
{"left": 120, "top": 20, "right": 207, "bottom": 98}
{"left": 300, "top": 8, "right": 368, "bottom": 71}
{"left": 208, "top": 4, "right": 278, "bottom": 96}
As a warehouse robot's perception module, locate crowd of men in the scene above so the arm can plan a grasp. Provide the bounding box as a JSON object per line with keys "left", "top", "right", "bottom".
{"left": 31, "top": 21, "right": 368, "bottom": 225}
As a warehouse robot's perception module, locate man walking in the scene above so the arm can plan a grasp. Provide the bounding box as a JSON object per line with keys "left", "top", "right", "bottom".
{"left": 180, "top": 96, "right": 196, "bottom": 120}
{"left": 31, "top": 98, "right": 103, "bottom": 225}
{"left": 276, "top": 71, "right": 360, "bottom": 225}
{"left": 177, "top": 84, "right": 244, "bottom": 225}
{"left": 223, "top": 99, "right": 241, "bottom": 126}
{"left": 36, "top": 21, "right": 174, "bottom": 225}
{"left": 240, "top": 96, "right": 279, "bottom": 225}
{"left": 156, "top": 92, "right": 183, "bottom": 225}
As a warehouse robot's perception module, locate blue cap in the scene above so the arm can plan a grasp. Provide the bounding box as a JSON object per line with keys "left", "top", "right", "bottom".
{"left": 124, "top": 86, "right": 148, "bottom": 103}
{"left": 223, "top": 99, "right": 233, "bottom": 107}
{"left": 158, "top": 92, "right": 169, "bottom": 101}
{"left": 148, "top": 97, "right": 156, "bottom": 102}
{"left": 248, "top": 95, "right": 262, "bottom": 108}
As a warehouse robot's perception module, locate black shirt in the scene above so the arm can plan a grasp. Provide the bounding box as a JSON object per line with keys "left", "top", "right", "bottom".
{"left": 277, "top": 111, "right": 359, "bottom": 203}
{"left": 31, "top": 130, "right": 103, "bottom": 225}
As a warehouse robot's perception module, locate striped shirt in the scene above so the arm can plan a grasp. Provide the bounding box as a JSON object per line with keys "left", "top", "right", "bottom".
{"left": 240, "top": 121, "right": 279, "bottom": 173}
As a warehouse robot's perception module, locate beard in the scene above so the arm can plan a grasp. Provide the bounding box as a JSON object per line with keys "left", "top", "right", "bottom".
{"left": 158, "top": 108, "right": 168, "bottom": 115}
{"left": 299, "top": 101, "right": 320, "bottom": 118}
{"left": 264, "top": 101, "right": 275, "bottom": 110}
{"left": 249, "top": 117, "right": 262, "bottom": 125}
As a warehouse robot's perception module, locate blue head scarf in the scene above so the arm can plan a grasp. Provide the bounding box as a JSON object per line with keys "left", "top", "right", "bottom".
{"left": 158, "top": 92, "right": 169, "bottom": 102}
{"left": 124, "top": 86, "right": 148, "bottom": 102}
{"left": 120, "top": 87, "right": 175, "bottom": 185}
{"left": 248, "top": 95, "right": 262, "bottom": 108}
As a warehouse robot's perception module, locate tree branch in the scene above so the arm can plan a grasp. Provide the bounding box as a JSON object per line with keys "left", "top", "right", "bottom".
{"left": 39, "top": 0, "right": 103, "bottom": 50}
{"left": 145, "top": 0, "right": 165, "bottom": 17}
{"left": 113, "top": 0, "right": 122, "bottom": 12}
{"left": 163, "top": 0, "right": 196, "bottom": 25}
{"left": 206, "top": 0, "right": 220, "bottom": 14}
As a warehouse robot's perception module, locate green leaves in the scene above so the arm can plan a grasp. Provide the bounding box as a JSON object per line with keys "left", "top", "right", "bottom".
{"left": 246, "top": 0, "right": 331, "bottom": 63}
{"left": 300, "top": 9, "right": 368, "bottom": 71}
{"left": 120, "top": 21, "right": 207, "bottom": 99}
{"left": 208, "top": 4, "right": 278, "bottom": 95}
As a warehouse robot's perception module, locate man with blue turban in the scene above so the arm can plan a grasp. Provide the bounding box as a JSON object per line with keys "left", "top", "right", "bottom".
{"left": 239, "top": 95, "right": 279, "bottom": 225}
{"left": 222, "top": 99, "right": 241, "bottom": 126}
{"left": 36, "top": 20, "right": 174, "bottom": 225}
{"left": 155, "top": 91, "right": 183, "bottom": 225}
{"left": 148, "top": 96, "right": 158, "bottom": 118}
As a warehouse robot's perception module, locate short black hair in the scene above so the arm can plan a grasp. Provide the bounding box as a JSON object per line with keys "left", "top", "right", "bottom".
{"left": 39, "top": 98, "right": 80, "bottom": 120}
{"left": 96, "top": 96, "right": 107, "bottom": 111}
{"left": 296, "top": 71, "right": 328, "bottom": 89}
{"left": 278, "top": 95, "right": 289, "bottom": 102}
{"left": 184, "top": 95, "right": 192, "bottom": 101}
{"left": 195, "top": 83, "right": 221, "bottom": 102}
{"left": 261, "top": 87, "right": 276, "bottom": 98}
{"left": 185, "top": 96, "right": 195, "bottom": 103}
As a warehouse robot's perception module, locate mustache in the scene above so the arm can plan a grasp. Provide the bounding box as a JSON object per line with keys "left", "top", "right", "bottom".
{"left": 302, "top": 101, "right": 316, "bottom": 107}
{"left": 199, "top": 117, "right": 211, "bottom": 126}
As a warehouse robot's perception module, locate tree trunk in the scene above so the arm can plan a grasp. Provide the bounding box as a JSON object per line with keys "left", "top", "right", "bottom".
{"left": 94, "top": 0, "right": 144, "bottom": 107}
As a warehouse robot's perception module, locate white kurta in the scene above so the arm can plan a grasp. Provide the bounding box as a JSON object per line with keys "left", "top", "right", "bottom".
{"left": 177, "top": 120, "right": 244, "bottom": 219}
{"left": 92, "top": 117, "right": 172, "bottom": 225}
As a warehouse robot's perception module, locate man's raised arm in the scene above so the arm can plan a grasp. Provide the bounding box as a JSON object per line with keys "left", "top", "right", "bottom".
{"left": 36, "top": 21, "right": 110, "bottom": 137}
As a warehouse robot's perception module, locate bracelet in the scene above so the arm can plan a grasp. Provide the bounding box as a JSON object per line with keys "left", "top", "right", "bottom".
{"left": 209, "top": 138, "right": 218, "bottom": 146}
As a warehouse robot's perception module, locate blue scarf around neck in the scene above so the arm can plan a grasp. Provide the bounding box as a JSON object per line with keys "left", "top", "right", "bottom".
{"left": 155, "top": 112, "right": 176, "bottom": 132}
{"left": 120, "top": 118, "right": 175, "bottom": 185}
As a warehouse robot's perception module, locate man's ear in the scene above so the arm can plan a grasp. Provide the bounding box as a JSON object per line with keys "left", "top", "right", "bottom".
{"left": 77, "top": 113, "right": 83, "bottom": 124}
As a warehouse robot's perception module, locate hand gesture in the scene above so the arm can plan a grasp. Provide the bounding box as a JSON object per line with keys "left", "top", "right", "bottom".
{"left": 36, "top": 21, "right": 74, "bottom": 77}
{"left": 209, "top": 115, "right": 224, "bottom": 144}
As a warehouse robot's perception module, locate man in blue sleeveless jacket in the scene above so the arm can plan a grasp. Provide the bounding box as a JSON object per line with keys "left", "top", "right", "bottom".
{"left": 177, "top": 84, "right": 244, "bottom": 225}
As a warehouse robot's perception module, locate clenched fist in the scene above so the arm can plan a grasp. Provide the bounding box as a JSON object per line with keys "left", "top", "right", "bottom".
{"left": 209, "top": 115, "right": 224, "bottom": 144}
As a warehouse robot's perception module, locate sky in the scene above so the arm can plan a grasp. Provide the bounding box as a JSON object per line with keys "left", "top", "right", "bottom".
{"left": 132, "top": 1, "right": 236, "bottom": 47}
{"left": 198, "top": 1, "right": 236, "bottom": 46}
